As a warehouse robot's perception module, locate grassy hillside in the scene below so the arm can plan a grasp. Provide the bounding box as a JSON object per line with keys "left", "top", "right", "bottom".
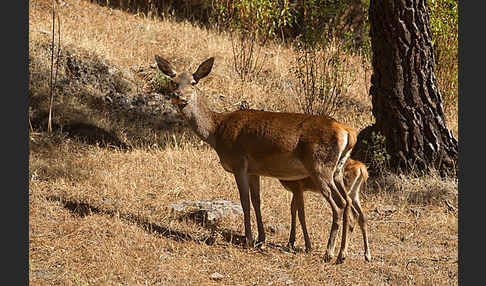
{"left": 29, "top": 0, "right": 458, "bottom": 285}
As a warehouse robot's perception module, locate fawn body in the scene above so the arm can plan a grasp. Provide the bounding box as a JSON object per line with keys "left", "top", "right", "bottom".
{"left": 281, "top": 158, "right": 371, "bottom": 262}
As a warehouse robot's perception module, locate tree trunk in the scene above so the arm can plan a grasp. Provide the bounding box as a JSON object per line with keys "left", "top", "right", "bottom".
{"left": 365, "top": 0, "right": 457, "bottom": 176}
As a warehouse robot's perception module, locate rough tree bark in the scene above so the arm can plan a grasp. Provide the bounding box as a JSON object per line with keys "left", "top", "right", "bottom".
{"left": 354, "top": 0, "right": 458, "bottom": 176}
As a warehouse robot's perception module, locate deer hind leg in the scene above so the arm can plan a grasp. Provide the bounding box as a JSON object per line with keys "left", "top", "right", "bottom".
{"left": 296, "top": 190, "right": 312, "bottom": 252}
{"left": 348, "top": 174, "right": 371, "bottom": 262}
{"left": 334, "top": 150, "right": 353, "bottom": 264}
{"left": 280, "top": 180, "right": 299, "bottom": 252}
{"left": 249, "top": 175, "right": 266, "bottom": 249}
{"left": 301, "top": 167, "right": 343, "bottom": 262}
{"left": 285, "top": 183, "right": 298, "bottom": 251}
{"left": 343, "top": 176, "right": 360, "bottom": 234}
{"left": 302, "top": 144, "right": 352, "bottom": 263}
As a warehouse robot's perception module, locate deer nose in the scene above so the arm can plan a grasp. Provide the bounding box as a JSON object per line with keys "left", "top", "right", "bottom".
{"left": 169, "top": 90, "right": 183, "bottom": 104}
{"left": 169, "top": 90, "right": 181, "bottom": 99}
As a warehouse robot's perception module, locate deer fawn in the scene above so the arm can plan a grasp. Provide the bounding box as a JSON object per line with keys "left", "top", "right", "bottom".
{"left": 281, "top": 158, "right": 371, "bottom": 262}
{"left": 155, "top": 55, "right": 358, "bottom": 263}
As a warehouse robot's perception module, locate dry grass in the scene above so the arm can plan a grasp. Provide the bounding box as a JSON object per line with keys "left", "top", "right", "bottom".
{"left": 29, "top": 0, "right": 458, "bottom": 285}
{"left": 30, "top": 139, "right": 458, "bottom": 285}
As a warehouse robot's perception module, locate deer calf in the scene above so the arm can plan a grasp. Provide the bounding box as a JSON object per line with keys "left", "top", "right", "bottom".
{"left": 281, "top": 158, "right": 371, "bottom": 262}
{"left": 155, "top": 55, "right": 358, "bottom": 263}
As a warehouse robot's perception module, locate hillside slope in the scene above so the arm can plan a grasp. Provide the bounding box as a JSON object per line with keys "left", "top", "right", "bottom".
{"left": 29, "top": 1, "right": 458, "bottom": 285}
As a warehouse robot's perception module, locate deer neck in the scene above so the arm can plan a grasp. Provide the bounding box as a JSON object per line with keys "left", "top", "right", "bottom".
{"left": 182, "top": 93, "right": 220, "bottom": 148}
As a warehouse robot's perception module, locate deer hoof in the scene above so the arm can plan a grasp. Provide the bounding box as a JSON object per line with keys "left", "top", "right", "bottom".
{"left": 255, "top": 240, "right": 266, "bottom": 251}
{"left": 336, "top": 253, "right": 346, "bottom": 264}
{"left": 323, "top": 252, "right": 334, "bottom": 263}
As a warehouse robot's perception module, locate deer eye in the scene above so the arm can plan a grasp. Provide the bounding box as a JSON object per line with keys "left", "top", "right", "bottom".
{"left": 167, "top": 80, "right": 178, "bottom": 92}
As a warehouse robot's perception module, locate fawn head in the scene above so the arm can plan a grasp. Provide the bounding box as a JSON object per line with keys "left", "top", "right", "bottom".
{"left": 154, "top": 55, "right": 214, "bottom": 112}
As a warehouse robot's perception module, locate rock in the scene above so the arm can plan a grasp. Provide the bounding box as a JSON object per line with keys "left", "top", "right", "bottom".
{"left": 278, "top": 275, "right": 293, "bottom": 285}
{"left": 270, "top": 273, "right": 294, "bottom": 285}
{"left": 37, "top": 29, "right": 51, "bottom": 35}
{"left": 210, "top": 272, "right": 224, "bottom": 281}
{"left": 108, "top": 67, "right": 119, "bottom": 75}
{"left": 266, "top": 222, "right": 286, "bottom": 234}
{"left": 167, "top": 200, "right": 243, "bottom": 225}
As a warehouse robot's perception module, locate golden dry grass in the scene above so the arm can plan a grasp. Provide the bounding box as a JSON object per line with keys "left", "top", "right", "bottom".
{"left": 29, "top": 0, "right": 458, "bottom": 285}
{"left": 30, "top": 139, "right": 458, "bottom": 285}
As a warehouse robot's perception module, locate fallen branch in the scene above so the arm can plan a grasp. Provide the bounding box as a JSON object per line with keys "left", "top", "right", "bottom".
{"left": 444, "top": 199, "right": 457, "bottom": 212}
{"left": 370, "top": 220, "right": 410, "bottom": 224}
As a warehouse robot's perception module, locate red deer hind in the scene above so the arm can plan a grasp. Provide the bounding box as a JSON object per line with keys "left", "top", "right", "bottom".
{"left": 155, "top": 55, "right": 362, "bottom": 263}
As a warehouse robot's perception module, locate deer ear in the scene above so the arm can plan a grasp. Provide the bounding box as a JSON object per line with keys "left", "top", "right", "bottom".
{"left": 154, "top": 55, "right": 177, "bottom": 78}
{"left": 193, "top": 57, "right": 214, "bottom": 84}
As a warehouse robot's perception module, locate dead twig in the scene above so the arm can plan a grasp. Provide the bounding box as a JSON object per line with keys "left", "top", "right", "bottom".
{"left": 444, "top": 199, "right": 457, "bottom": 212}
{"left": 407, "top": 256, "right": 453, "bottom": 270}
{"left": 406, "top": 258, "right": 422, "bottom": 270}
{"left": 370, "top": 220, "right": 410, "bottom": 224}
{"left": 47, "top": 0, "right": 55, "bottom": 132}
{"left": 47, "top": 0, "right": 61, "bottom": 133}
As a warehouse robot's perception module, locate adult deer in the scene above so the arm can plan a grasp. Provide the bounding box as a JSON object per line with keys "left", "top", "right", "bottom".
{"left": 281, "top": 158, "right": 371, "bottom": 262}
{"left": 155, "top": 55, "right": 356, "bottom": 263}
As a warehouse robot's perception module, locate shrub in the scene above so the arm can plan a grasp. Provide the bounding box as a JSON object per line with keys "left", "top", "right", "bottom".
{"left": 428, "top": 0, "right": 458, "bottom": 114}
{"left": 360, "top": 131, "right": 391, "bottom": 175}
{"left": 210, "top": 0, "right": 297, "bottom": 40}
{"left": 149, "top": 70, "right": 172, "bottom": 94}
{"left": 212, "top": 0, "right": 297, "bottom": 81}
{"left": 292, "top": 39, "right": 351, "bottom": 117}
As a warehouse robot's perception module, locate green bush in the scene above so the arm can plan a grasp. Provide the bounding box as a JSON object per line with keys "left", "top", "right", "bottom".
{"left": 428, "top": 0, "right": 458, "bottom": 113}
{"left": 209, "top": 0, "right": 361, "bottom": 45}
{"left": 149, "top": 70, "right": 172, "bottom": 94}
{"left": 296, "top": 0, "right": 349, "bottom": 46}
{"left": 210, "top": 0, "right": 297, "bottom": 40}
{"left": 361, "top": 131, "right": 391, "bottom": 175}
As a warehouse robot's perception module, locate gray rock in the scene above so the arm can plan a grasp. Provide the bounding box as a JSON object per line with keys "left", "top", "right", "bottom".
{"left": 167, "top": 200, "right": 243, "bottom": 225}
{"left": 210, "top": 272, "right": 225, "bottom": 281}
{"left": 276, "top": 274, "right": 294, "bottom": 285}
{"left": 266, "top": 222, "right": 286, "bottom": 234}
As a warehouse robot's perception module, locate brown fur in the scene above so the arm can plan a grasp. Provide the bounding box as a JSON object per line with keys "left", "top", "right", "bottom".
{"left": 281, "top": 158, "right": 371, "bottom": 262}
{"left": 155, "top": 55, "right": 358, "bottom": 263}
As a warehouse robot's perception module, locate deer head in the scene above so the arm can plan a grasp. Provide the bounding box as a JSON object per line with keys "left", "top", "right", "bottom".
{"left": 154, "top": 55, "right": 217, "bottom": 143}
{"left": 154, "top": 55, "right": 214, "bottom": 113}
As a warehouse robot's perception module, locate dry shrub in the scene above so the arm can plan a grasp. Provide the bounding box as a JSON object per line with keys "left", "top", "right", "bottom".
{"left": 292, "top": 39, "right": 352, "bottom": 117}
{"left": 368, "top": 170, "right": 458, "bottom": 207}
{"left": 230, "top": 31, "right": 270, "bottom": 82}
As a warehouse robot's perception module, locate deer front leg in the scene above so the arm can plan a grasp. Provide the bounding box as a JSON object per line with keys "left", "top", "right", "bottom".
{"left": 280, "top": 180, "right": 302, "bottom": 252}
{"left": 349, "top": 179, "right": 371, "bottom": 262}
{"left": 234, "top": 169, "right": 253, "bottom": 248}
{"left": 295, "top": 191, "right": 312, "bottom": 252}
{"left": 286, "top": 192, "right": 298, "bottom": 252}
{"left": 249, "top": 175, "right": 265, "bottom": 249}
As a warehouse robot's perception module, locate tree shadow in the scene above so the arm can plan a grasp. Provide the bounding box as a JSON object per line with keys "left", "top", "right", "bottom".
{"left": 29, "top": 42, "right": 192, "bottom": 150}
{"left": 89, "top": 0, "right": 212, "bottom": 28}
{"left": 45, "top": 194, "right": 294, "bottom": 253}
{"left": 45, "top": 195, "right": 247, "bottom": 247}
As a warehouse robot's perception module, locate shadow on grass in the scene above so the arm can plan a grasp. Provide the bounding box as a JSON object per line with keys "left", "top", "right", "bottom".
{"left": 45, "top": 195, "right": 247, "bottom": 247}
{"left": 89, "top": 0, "right": 211, "bottom": 28}
{"left": 45, "top": 194, "right": 292, "bottom": 252}
{"left": 29, "top": 41, "right": 192, "bottom": 149}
